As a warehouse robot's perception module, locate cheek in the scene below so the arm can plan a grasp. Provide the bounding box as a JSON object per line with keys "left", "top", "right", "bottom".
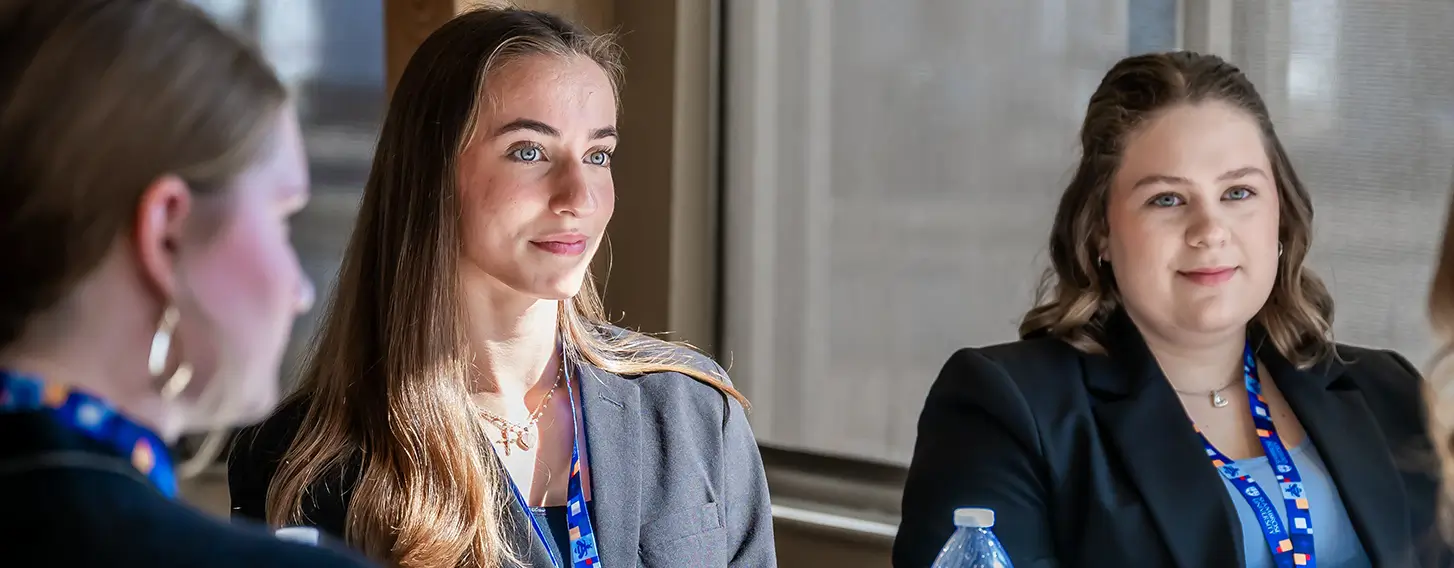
{"left": 188, "top": 214, "right": 302, "bottom": 345}
{"left": 1107, "top": 208, "right": 1169, "bottom": 266}
{"left": 1106, "top": 209, "right": 1181, "bottom": 301}
{"left": 597, "top": 180, "right": 616, "bottom": 224}
{"left": 1243, "top": 208, "right": 1283, "bottom": 276}
{"left": 460, "top": 172, "right": 536, "bottom": 244}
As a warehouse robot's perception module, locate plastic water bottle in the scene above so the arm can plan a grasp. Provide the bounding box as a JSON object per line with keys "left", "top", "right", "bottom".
{"left": 929, "top": 508, "right": 1015, "bottom": 568}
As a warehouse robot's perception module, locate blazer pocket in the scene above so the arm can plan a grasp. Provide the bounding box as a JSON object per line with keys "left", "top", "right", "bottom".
{"left": 639, "top": 502, "right": 727, "bottom": 565}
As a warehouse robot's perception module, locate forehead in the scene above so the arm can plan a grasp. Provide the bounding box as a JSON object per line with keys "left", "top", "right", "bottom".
{"left": 1115, "top": 101, "right": 1269, "bottom": 184}
{"left": 481, "top": 54, "right": 617, "bottom": 128}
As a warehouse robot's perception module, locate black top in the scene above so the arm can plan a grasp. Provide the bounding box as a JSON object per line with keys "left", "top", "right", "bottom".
{"left": 0, "top": 411, "right": 374, "bottom": 568}
{"left": 530, "top": 504, "right": 600, "bottom": 563}
{"left": 894, "top": 310, "right": 1450, "bottom": 568}
{"left": 530, "top": 505, "right": 570, "bottom": 564}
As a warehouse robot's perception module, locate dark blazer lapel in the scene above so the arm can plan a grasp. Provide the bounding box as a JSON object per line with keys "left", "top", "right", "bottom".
{"left": 1089, "top": 311, "right": 1244, "bottom": 568}
{"left": 577, "top": 363, "right": 641, "bottom": 567}
{"left": 1259, "top": 343, "right": 1410, "bottom": 565}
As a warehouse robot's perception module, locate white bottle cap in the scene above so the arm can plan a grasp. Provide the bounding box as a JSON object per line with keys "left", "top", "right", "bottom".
{"left": 953, "top": 507, "right": 995, "bottom": 528}
{"left": 275, "top": 526, "right": 321, "bottom": 546}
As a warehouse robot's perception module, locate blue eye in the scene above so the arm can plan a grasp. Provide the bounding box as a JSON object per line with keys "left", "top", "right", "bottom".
{"left": 586, "top": 150, "right": 612, "bottom": 167}
{"left": 1225, "top": 186, "right": 1254, "bottom": 200}
{"left": 510, "top": 145, "right": 544, "bottom": 162}
{"left": 1150, "top": 194, "right": 1183, "bottom": 207}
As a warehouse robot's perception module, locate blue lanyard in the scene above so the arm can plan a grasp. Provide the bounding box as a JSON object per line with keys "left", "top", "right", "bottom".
{"left": 0, "top": 370, "right": 177, "bottom": 498}
{"left": 503, "top": 360, "right": 602, "bottom": 568}
{"left": 1196, "top": 344, "right": 1314, "bottom": 568}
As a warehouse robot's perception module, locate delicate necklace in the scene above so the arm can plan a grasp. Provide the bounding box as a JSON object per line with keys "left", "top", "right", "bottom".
{"left": 477, "top": 361, "right": 563, "bottom": 456}
{"left": 1172, "top": 375, "right": 1241, "bottom": 408}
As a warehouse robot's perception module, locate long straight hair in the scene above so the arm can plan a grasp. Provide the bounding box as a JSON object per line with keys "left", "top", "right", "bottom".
{"left": 260, "top": 8, "right": 742, "bottom": 567}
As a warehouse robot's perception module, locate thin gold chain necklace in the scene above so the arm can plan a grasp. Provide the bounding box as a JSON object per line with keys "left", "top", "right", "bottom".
{"left": 1172, "top": 374, "right": 1241, "bottom": 408}
{"left": 477, "top": 360, "right": 563, "bottom": 455}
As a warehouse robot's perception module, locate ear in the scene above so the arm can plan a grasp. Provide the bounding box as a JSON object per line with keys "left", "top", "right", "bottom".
{"left": 1094, "top": 235, "right": 1110, "bottom": 264}
{"left": 133, "top": 175, "right": 193, "bottom": 303}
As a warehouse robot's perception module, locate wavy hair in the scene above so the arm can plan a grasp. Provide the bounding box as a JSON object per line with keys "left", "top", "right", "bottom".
{"left": 1019, "top": 51, "right": 1334, "bottom": 368}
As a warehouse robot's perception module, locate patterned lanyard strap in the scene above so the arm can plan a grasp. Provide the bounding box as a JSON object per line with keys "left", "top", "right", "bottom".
{"left": 0, "top": 370, "right": 177, "bottom": 498}
{"left": 1196, "top": 343, "right": 1314, "bottom": 568}
{"left": 506, "top": 359, "right": 603, "bottom": 568}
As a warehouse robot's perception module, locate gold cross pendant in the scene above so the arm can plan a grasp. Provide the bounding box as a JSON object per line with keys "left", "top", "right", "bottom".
{"left": 499, "top": 428, "right": 514, "bottom": 456}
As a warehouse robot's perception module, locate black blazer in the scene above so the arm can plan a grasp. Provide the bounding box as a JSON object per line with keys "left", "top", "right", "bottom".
{"left": 0, "top": 410, "right": 374, "bottom": 568}
{"left": 894, "top": 311, "right": 1447, "bottom": 568}
{"left": 228, "top": 344, "right": 777, "bottom": 567}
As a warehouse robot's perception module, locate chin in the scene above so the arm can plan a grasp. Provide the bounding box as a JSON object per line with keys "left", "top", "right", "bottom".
{"left": 520, "top": 271, "right": 590, "bottom": 301}
{"left": 196, "top": 365, "right": 282, "bottom": 430}
{"left": 1174, "top": 303, "right": 1260, "bottom": 336}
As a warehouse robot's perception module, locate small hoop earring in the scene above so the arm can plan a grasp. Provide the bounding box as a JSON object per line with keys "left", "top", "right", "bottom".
{"left": 1278, "top": 243, "right": 1284, "bottom": 258}
{"left": 149, "top": 304, "right": 194, "bottom": 401}
{"left": 1096, "top": 254, "right": 1105, "bottom": 268}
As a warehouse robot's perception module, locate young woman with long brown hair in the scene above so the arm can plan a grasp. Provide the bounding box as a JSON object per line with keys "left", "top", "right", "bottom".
{"left": 0, "top": 0, "right": 370, "bottom": 565}
{"left": 227, "top": 7, "right": 775, "bottom": 567}
{"left": 895, "top": 51, "right": 1441, "bottom": 568}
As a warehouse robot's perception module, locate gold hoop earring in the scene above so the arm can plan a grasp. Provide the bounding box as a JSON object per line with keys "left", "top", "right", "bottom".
{"left": 150, "top": 305, "right": 194, "bottom": 401}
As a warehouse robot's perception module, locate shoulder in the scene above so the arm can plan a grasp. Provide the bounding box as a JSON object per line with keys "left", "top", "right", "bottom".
{"left": 1331, "top": 343, "right": 1424, "bottom": 398}
{"left": 1330, "top": 342, "right": 1427, "bottom": 419}
{"left": 929, "top": 336, "right": 1091, "bottom": 410}
{"left": 593, "top": 324, "right": 737, "bottom": 415}
{"left": 1, "top": 469, "right": 368, "bottom": 567}
{"left": 155, "top": 506, "right": 371, "bottom": 567}
{"left": 961, "top": 335, "right": 1088, "bottom": 379}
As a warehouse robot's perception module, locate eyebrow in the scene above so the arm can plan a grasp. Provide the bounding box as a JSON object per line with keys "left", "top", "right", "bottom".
{"left": 492, "top": 118, "right": 619, "bottom": 141}
{"left": 1130, "top": 166, "right": 1269, "bottom": 191}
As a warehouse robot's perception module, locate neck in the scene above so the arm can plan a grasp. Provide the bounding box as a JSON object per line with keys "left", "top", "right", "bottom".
{"left": 1136, "top": 320, "right": 1247, "bottom": 394}
{"left": 462, "top": 275, "right": 563, "bottom": 408}
{"left": 0, "top": 322, "right": 183, "bottom": 442}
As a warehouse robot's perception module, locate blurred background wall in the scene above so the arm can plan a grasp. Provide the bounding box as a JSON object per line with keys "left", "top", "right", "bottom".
{"left": 174, "top": 1, "right": 1454, "bottom": 565}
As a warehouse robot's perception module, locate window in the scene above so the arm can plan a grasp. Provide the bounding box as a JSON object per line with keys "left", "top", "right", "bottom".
{"left": 1227, "top": 0, "right": 1454, "bottom": 365}
{"left": 721, "top": 0, "right": 1179, "bottom": 466}
{"left": 722, "top": 0, "right": 1454, "bottom": 473}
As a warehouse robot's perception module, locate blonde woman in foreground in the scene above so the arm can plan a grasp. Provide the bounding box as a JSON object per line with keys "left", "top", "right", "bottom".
{"left": 0, "top": 0, "right": 370, "bottom": 566}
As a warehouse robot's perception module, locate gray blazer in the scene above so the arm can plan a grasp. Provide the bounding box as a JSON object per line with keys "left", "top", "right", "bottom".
{"left": 228, "top": 344, "right": 777, "bottom": 567}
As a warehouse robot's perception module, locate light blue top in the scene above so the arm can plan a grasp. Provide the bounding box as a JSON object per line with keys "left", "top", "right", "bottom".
{"left": 1221, "top": 441, "right": 1371, "bottom": 568}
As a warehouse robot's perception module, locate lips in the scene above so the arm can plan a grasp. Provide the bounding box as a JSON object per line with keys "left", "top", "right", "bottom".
{"left": 530, "top": 235, "right": 588, "bottom": 256}
{"left": 1178, "top": 266, "right": 1238, "bottom": 286}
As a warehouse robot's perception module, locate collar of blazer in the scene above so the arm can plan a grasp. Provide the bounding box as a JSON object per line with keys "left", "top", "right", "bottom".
{"left": 1077, "top": 307, "right": 1409, "bottom": 567}
{"left": 1084, "top": 307, "right": 1348, "bottom": 399}
{"left": 573, "top": 362, "right": 641, "bottom": 567}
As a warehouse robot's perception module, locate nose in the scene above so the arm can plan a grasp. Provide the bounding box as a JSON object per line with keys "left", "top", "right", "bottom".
{"left": 295, "top": 275, "right": 315, "bottom": 314}
{"left": 1185, "top": 204, "right": 1229, "bottom": 249}
{"left": 553, "top": 162, "right": 598, "bottom": 217}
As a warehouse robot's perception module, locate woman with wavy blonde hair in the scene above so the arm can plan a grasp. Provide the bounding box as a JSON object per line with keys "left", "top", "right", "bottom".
{"left": 226, "top": 6, "right": 774, "bottom": 568}
{"left": 895, "top": 51, "right": 1439, "bottom": 568}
